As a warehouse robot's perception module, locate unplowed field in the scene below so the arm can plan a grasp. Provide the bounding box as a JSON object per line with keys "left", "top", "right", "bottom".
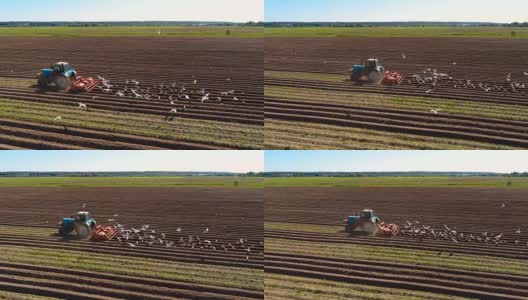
{"left": 0, "top": 37, "right": 263, "bottom": 149}
{"left": 265, "top": 187, "right": 528, "bottom": 300}
{"left": 0, "top": 187, "right": 263, "bottom": 300}
{"left": 264, "top": 38, "right": 528, "bottom": 149}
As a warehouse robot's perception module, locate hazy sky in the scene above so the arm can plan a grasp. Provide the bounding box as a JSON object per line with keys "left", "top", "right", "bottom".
{"left": 0, "top": 151, "right": 264, "bottom": 173}
{"left": 0, "top": 0, "right": 263, "bottom": 22}
{"left": 265, "top": 151, "right": 528, "bottom": 173}
{"left": 265, "top": 0, "right": 528, "bottom": 23}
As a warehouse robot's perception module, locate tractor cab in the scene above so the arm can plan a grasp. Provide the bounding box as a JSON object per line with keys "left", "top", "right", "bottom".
{"left": 74, "top": 211, "right": 93, "bottom": 222}
{"left": 51, "top": 62, "right": 74, "bottom": 74}
{"left": 364, "top": 59, "right": 379, "bottom": 69}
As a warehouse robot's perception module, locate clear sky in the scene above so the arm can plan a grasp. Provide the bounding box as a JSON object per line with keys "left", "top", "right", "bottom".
{"left": 265, "top": 151, "right": 528, "bottom": 173}
{"left": 0, "top": 0, "right": 263, "bottom": 22}
{"left": 0, "top": 151, "right": 264, "bottom": 173}
{"left": 265, "top": 0, "right": 528, "bottom": 23}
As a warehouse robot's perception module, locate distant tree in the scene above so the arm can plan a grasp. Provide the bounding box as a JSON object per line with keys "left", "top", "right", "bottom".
{"left": 511, "top": 31, "right": 517, "bottom": 38}
{"left": 234, "top": 180, "right": 239, "bottom": 187}
{"left": 507, "top": 181, "right": 513, "bottom": 186}
{"left": 225, "top": 30, "right": 231, "bottom": 36}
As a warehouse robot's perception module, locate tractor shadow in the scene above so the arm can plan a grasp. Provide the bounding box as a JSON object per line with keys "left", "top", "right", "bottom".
{"left": 32, "top": 85, "right": 60, "bottom": 93}
{"left": 339, "top": 230, "right": 372, "bottom": 238}
{"left": 51, "top": 232, "right": 90, "bottom": 242}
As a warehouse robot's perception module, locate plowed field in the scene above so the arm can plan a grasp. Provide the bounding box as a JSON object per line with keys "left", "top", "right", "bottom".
{"left": 265, "top": 186, "right": 528, "bottom": 300}
{"left": 0, "top": 37, "right": 263, "bottom": 149}
{"left": 264, "top": 37, "right": 528, "bottom": 149}
{"left": 0, "top": 187, "right": 264, "bottom": 300}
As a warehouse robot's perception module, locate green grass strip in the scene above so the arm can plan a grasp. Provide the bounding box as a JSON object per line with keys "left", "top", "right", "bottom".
{"left": 263, "top": 176, "right": 527, "bottom": 188}
{"left": 0, "top": 245, "right": 262, "bottom": 291}
{"left": 265, "top": 273, "right": 472, "bottom": 300}
{"left": 0, "top": 98, "right": 263, "bottom": 149}
{"left": 264, "top": 27, "right": 528, "bottom": 38}
{"left": 0, "top": 26, "right": 263, "bottom": 38}
{"left": 266, "top": 238, "right": 528, "bottom": 276}
{"left": 0, "top": 291, "right": 57, "bottom": 300}
{"left": 0, "top": 176, "right": 263, "bottom": 188}
{"left": 265, "top": 119, "right": 515, "bottom": 150}
{"left": 265, "top": 85, "right": 528, "bottom": 122}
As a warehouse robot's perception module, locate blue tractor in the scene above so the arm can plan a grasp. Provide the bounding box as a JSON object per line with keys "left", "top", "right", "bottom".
{"left": 58, "top": 211, "right": 97, "bottom": 239}
{"left": 350, "top": 58, "right": 385, "bottom": 84}
{"left": 38, "top": 62, "right": 77, "bottom": 91}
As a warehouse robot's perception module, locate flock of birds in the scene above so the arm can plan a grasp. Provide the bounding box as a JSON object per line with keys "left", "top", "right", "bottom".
{"left": 53, "top": 75, "right": 246, "bottom": 122}
{"left": 111, "top": 222, "right": 258, "bottom": 260}
{"left": 399, "top": 202, "right": 527, "bottom": 256}
{"left": 400, "top": 53, "right": 528, "bottom": 115}
{"left": 60, "top": 203, "right": 262, "bottom": 261}
{"left": 408, "top": 67, "right": 528, "bottom": 96}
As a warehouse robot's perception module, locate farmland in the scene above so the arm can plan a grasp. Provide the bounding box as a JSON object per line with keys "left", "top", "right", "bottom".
{"left": 0, "top": 178, "right": 263, "bottom": 299}
{"left": 264, "top": 36, "right": 528, "bottom": 149}
{"left": 0, "top": 26, "right": 263, "bottom": 38}
{"left": 264, "top": 26, "right": 528, "bottom": 38}
{"left": 0, "top": 34, "right": 263, "bottom": 149}
{"left": 264, "top": 178, "right": 528, "bottom": 299}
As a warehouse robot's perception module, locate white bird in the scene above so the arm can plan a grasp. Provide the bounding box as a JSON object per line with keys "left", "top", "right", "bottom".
{"left": 516, "top": 228, "right": 522, "bottom": 234}
{"left": 116, "top": 91, "right": 125, "bottom": 97}
{"left": 54, "top": 116, "right": 62, "bottom": 121}
{"left": 233, "top": 97, "right": 239, "bottom": 102}
{"left": 193, "top": 80, "right": 197, "bottom": 84}
{"left": 201, "top": 95, "right": 209, "bottom": 102}
{"left": 523, "top": 72, "right": 528, "bottom": 76}
{"left": 203, "top": 228, "right": 209, "bottom": 233}
{"left": 501, "top": 203, "right": 506, "bottom": 208}
{"left": 430, "top": 109, "right": 442, "bottom": 114}
{"left": 170, "top": 108, "right": 178, "bottom": 113}
{"left": 402, "top": 53, "right": 407, "bottom": 60}
{"left": 157, "top": 30, "right": 161, "bottom": 36}
{"left": 506, "top": 73, "right": 512, "bottom": 82}
{"left": 425, "top": 89, "right": 434, "bottom": 94}
{"left": 82, "top": 203, "right": 87, "bottom": 208}
{"left": 78, "top": 103, "right": 87, "bottom": 110}
{"left": 452, "top": 61, "right": 457, "bottom": 65}
{"left": 176, "top": 227, "right": 181, "bottom": 232}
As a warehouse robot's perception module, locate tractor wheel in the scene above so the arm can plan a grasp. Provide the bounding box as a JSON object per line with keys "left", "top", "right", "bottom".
{"left": 37, "top": 76, "right": 48, "bottom": 90}
{"left": 345, "top": 224, "right": 356, "bottom": 233}
{"left": 55, "top": 75, "right": 71, "bottom": 91}
{"left": 75, "top": 223, "right": 92, "bottom": 239}
{"left": 368, "top": 70, "right": 382, "bottom": 83}
{"left": 58, "top": 223, "right": 66, "bottom": 235}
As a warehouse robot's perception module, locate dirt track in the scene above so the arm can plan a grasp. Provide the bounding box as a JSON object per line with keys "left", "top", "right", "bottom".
{"left": 0, "top": 37, "right": 263, "bottom": 149}
{"left": 0, "top": 187, "right": 263, "bottom": 299}
{"left": 265, "top": 37, "right": 528, "bottom": 149}
{"left": 265, "top": 187, "right": 528, "bottom": 299}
